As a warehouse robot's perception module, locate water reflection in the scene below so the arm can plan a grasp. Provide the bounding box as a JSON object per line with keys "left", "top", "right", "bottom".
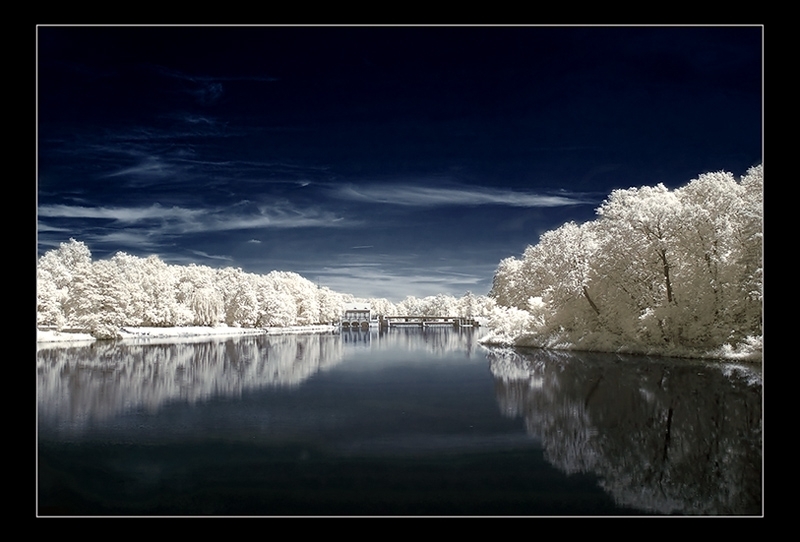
{"left": 36, "top": 328, "right": 483, "bottom": 434}
{"left": 340, "top": 329, "right": 374, "bottom": 347}
{"left": 343, "top": 327, "right": 484, "bottom": 358}
{"left": 486, "top": 347, "right": 763, "bottom": 515}
{"left": 37, "top": 333, "right": 344, "bottom": 430}
{"left": 37, "top": 329, "right": 762, "bottom": 515}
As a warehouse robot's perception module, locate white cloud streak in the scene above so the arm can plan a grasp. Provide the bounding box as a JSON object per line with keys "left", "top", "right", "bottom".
{"left": 308, "top": 260, "right": 496, "bottom": 302}
{"left": 37, "top": 202, "right": 351, "bottom": 234}
{"left": 189, "top": 250, "right": 234, "bottom": 262}
{"left": 37, "top": 203, "right": 205, "bottom": 223}
{"left": 333, "top": 184, "right": 594, "bottom": 208}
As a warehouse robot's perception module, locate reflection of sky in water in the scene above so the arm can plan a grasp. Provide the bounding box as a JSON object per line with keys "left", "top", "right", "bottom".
{"left": 338, "top": 327, "right": 489, "bottom": 368}
{"left": 37, "top": 330, "right": 761, "bottom": 515}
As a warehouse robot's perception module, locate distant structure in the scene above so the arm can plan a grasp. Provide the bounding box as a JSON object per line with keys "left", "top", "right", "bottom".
{"left": 381, "top": 316, "right": 479, "bottom": 329}
{"left": 341, "top": 303, "right": 379, "bottom": 330}
{"left": 340, "top": 303, "right": 481, "bottom": 331}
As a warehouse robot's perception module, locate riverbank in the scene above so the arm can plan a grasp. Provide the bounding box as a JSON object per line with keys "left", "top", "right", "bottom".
{"left": 37, "top": 324, "right": 339, "bottom": 344}
{"left": 478, "top": 332, "right": 763, "bottom": 363}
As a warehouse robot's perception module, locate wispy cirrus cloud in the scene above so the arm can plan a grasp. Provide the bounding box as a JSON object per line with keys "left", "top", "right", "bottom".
{"left": 37, "top": 203, "right": 205, "bottom": 223}
{"left": 309, "top": 260, "right": 494, "bottom": 302}
{"left": 189, "top": 250, "right": 234, "bottom": 262}
{"left": 37, "top": 201, "right": 351, "bottom": 235}
{"left": 332, "top": 183, "right": 595, "bottom": 208}
{"left": 46, "top": 123, "right": 326, "bottom": 190}
{"left": 103, "top": 156, "right": 182, "bottom": 180}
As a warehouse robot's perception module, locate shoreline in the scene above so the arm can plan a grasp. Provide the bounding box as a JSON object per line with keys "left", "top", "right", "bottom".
{"left": 36, "top": 325, "right": 761, "bottom": 363}
{"left": 37, "top": 324, "right": 339, "bottom": 344}
{"left": 478, "top": 335, "right": 762, "bottom": 363}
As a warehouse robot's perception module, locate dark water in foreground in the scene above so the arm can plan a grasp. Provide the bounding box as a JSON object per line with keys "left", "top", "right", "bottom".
{"left": 37, "top": 328, "right": 762, "bottom": 516}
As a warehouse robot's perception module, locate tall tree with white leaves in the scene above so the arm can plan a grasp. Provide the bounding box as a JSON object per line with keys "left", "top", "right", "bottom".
{"left": 484, "top": 165, "right": 763, "bottom": 359}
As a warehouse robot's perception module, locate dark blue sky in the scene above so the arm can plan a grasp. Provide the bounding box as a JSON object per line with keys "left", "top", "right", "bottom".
{"left": 37, "top": 25, "right": 763, "bottom": 301}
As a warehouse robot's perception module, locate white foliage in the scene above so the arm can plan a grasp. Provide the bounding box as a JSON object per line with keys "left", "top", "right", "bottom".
{"left": 36, "top": 238, "right": 93, "bottom": 330}
{"left": 484, "top": 165, "right": 764, "bottom": 360}
{"left": 482, "top": 306, "right": 535, "bottom": 346}
{"left": 36, "top": 241, "right": 361, "bottom": 335}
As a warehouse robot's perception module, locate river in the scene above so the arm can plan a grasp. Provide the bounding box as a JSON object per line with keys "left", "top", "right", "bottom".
{"left": 37, "top": 327, "right": 762, "bottom": 516}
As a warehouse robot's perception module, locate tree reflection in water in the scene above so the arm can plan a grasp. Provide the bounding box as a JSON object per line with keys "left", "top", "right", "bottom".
{"left": 37, "top": 333, "right": 345, "bottom": 429}
{"left": 38, "top": 330, "right": 762, "bottom": 515}
{"left": 36, "top": 328, "right": 481, "bottom": 433}
{"left": 487, "top": 347, "right": 762, "bottom": 515}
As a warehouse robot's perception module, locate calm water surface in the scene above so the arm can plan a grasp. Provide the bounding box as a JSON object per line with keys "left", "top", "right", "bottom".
{"left": 37, "top": 328, "right": 762, "bottom": 516}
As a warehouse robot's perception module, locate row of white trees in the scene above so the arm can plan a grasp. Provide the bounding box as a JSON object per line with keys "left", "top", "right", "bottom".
{"left": 486, "top": 165, "right": 763, "bottom": 359}
{"left": 37, "top": 239, "right": 495, "bottom": 339}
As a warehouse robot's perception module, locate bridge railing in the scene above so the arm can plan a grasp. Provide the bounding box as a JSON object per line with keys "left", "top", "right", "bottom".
{"left": 380, "top": 316, "right": 479, "bottom": 328}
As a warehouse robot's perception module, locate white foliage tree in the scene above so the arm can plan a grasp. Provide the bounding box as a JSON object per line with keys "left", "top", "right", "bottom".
{"left": 270, "top": 271, "right": 320, "bottom": 325}
{"left": 36, "top": 269, "right": 65, "bottom": 329}
{"left": 485, "top": 165, "right": 763, "bottom": 358}
{"left": 595, "top": 183, "right": 689, "bottom": 344}
{"left": 69, "top": 258, "right": 136, "bottom": 339}
{"left": 258, "top": 279, "right": 297, "bottom": 327}
{"left": 396, "top": 296, "right": 423, "bottom": 316}
{"left": 363, "top": 297, "right": 398, "bottom": 318}
{"left": 490, "top": 256, "right": 526, "bottom": 309}
{"left": 522, "top": 221, "right": 603, "bottom": 332}
{"left": 485, "top": 305, "right": 535, "bottom": 345}
{"left": 318, "top": 287, "right": 346, "bottom": 324}
{"left": 459, "top": 291, "right": 477, "bottom": 318}
{"left": 723, "top": 164, "right": 763, "bottom": 343}
{"left": 176, "top": 264, "right": 225, "bottom": 326}
{"left": 37, "top": 238, "right": 93, "bottom": 330}
{"left": 216, "top": 267, "right": 261, "bottom": 327}
{"left": 671, "top": 171, "right": 747, "bottom": 345}
{"left": 140, "top": 255, "right": 187, "bottom": 326}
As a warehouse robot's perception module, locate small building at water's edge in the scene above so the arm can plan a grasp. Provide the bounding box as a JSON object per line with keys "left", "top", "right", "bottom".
{"left": 341, "top": 303, "right": 379, "bottom": 330}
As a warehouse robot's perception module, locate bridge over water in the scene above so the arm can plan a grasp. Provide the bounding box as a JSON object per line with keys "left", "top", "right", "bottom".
{"left": 379, "top": 316, "right": 479, "bottom": 329}
{"left": 339, "top": 304, "right": 479, "bottom": 330}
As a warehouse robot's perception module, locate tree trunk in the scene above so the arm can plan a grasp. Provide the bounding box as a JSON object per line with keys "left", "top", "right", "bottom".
{"left": 659, "top": 248, "right": 675, "bottom": 305}
{"left": 583, "top": 285, "right": 601, "bottom": 315}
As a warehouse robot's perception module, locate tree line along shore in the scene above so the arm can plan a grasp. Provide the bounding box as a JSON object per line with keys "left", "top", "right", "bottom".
{"left": 38, "top": 166, "right": 762, "bottom": 361}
